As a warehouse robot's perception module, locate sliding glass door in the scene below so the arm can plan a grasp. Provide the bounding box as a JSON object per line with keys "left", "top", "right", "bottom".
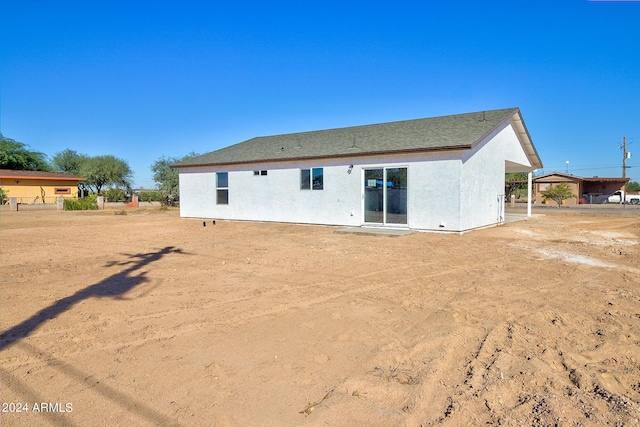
{"left": 363, "top": 167, "right": 407, "bottom": 225}
{"left": 385, "top": 167, "right": 407, "bottom": 224}
{"left": 364, "top": 169, "right": 384, "bottom": 223}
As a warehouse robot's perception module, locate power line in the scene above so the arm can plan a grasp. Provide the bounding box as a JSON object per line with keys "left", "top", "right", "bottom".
{"left": 543, "top": 165, "right": 629, "bottom": 172}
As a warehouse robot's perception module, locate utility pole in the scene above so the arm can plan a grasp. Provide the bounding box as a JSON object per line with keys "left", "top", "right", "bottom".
{"left": 621, "top": 137, "right": 628, "bottom": 207}
{"left": 622, "top": 136, "right": 627, "bottom": 179}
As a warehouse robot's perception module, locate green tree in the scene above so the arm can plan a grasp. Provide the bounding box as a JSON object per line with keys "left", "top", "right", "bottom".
{"left": 80, "top": 155, "right": 133, "bottom": 193}
{"left": 0, "top": 134, "right": 52, "bottom": 171}
{"left": 505, "top": 172, "right": 529, "bottom": 199}
{"left": 151, "top": 152, "right": 199, "bottom": 197}
{"left": 52, "top": 149, "right": 88, "bottom": 176}
{"left": 627, "top": 181, "right": 640, "bottom": 192}
{"left": 541, "top": 183, "right": 576, "bottom": 207}
{"left": 52, "top": 149, "right": 91, "bottom": 195}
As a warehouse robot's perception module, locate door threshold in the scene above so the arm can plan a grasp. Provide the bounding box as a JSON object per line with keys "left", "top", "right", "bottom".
{"left": 335, "top": 226, "right": 414, "bottom": 237}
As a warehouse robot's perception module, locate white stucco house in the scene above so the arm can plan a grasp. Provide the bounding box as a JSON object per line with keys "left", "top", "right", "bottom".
{"left": 173, "top": 107, "right": 542, "bottom": 233}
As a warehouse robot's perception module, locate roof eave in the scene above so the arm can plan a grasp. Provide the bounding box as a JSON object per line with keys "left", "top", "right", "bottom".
{"left": 510, "top": 109, "right": 543, "bottom": 170}
{"left": 470, "top": 108, "right": 542, "bottom": 170}
{"left": 171, "top": 145, "right": 473, "bottom": 169}
{"left": 0, "top": 175, "right": 86, "bottom": 181}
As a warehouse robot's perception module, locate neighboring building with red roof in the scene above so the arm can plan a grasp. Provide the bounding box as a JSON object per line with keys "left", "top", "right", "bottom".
{"left": 0, "top": 169, "right": 86, "bottom": 203}
{"left": 533, "top": 172, "right": 629, "bottom": 204}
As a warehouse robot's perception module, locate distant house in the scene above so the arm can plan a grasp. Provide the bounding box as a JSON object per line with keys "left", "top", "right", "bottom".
{"left": 534, "top": 173, "right": 629, "bottom": 204}
{"left": 173, "top": 108, "right": 543, "bottom": 233}
{"left": 0, "top": 169, "right": 86, "bottom": 203}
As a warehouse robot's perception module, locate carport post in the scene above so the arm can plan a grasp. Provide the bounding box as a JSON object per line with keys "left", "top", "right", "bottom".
{"left": 527, "top": 171, "right": 533, "bottom": 217}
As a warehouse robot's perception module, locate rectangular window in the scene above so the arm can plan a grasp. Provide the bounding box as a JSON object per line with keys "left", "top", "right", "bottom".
{"left": 54, "top": 187, "right": 71, "bottom": 194}
{"left": 312, "top": 168, "right": 323, "bottom": 190}
{"left": 301, "top": 168, "right": 323, "bottom": 190}
{"left": 216, "top": 172, "right": 228, "bottom": 205}
{"left": 260, "top": 170, "right": 267, "bottom": 176}
{"left": 301, "top": 169, "right": 311, "bottom": 190}
{"left": 254, "top": 170, "right": 268, "bottom": 176}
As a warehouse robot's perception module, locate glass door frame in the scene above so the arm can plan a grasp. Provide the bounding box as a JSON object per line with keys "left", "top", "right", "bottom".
{"left": 362, "top": 166, "right": 408, "bottom": 227}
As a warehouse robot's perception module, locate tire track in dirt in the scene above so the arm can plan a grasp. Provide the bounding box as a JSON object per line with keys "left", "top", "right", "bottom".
{"left": 415, "top": 305, "right": 640, "bottom": 425}
{"left": 125, "top": 261, "right": 445, "bottom": 323}
{"left": 354, "top": 258, "right": 640, "bottom": 426}
{"left": 128, "top": 263, "right": 436, "bottom": 321}
{"left": 244, "top": 267, "right": 460, "bottom": 320}
{"left": 3, "top": 262, "right": 456, "bottom": 364}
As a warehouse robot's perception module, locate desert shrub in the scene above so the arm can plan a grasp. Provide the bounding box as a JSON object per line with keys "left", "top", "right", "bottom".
{"left": 138, "top": 190, "right": 163, "bottom": 202}
{"left": 542, "top": 183, "right": 576, "bottom": 207}
{"left": 64, "top": 194, "right": 98, "bottom": 210}
{"left": 102, "top": 188, "right": 128, "bottom": 202}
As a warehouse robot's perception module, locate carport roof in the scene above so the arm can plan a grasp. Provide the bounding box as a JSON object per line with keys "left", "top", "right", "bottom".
{"left": 534, "top": 173, "right": 629, "bottom": 183}
{"left": 172, "top": 107, "right": 542, "bottom": 168}
{"left": 582, "top": 177, "right": 630, "bottom": 183}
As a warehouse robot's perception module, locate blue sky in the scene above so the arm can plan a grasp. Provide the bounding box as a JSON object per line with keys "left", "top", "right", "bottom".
{"left": 2, "top": 1, "right": 639, "bottom": 187}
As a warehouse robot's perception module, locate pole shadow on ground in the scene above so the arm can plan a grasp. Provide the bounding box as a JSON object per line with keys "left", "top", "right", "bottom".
{"left": 1, "top": 339, "right": 181, "bottom": 426}
{"left": 0, "top": 246, "right": 187, "bottom": 425}
{"left": 0, "top": 246, "right": 185, "bottom": 350}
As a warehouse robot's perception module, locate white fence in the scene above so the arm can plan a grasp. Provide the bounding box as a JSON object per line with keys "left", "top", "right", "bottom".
{"left": 2, "top": 197, "right": 162, "bottom": 212}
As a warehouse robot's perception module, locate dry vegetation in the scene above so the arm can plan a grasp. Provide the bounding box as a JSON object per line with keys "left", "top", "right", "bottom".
{"left": 1, "top": 208, "right": 639, "bottom": 426}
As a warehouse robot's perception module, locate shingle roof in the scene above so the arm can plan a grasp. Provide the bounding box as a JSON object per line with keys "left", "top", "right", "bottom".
{"left": 173, "top": 107, "right": 529, "bottom": 168}
{"left": 0, "top": 169, "right": 86, "bottom": 181}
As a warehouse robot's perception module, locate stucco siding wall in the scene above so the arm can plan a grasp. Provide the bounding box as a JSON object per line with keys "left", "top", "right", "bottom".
{"left": 221, "top": 164, "right": 361, "bottom": 225}
{"left": 179, "top": 162, "right": 362, "bottom": 225}
{"left": 459, "top": 123, "right": 532, "bottom": 230}
{"left": 354, "top": 153, "right": 463, "bottom": 231}
{"left": 178, "top": 154, "right": 467, "bottom": 230}
{"left": 502, "top": 125, "right": 534, "bottom": 168}
{"left": 459, "top": 142, "right": 504, "bottom": 231}
{"left": 405, "top": 155, "right": 462, "bottom": 231}
{"left": 178, "top": 168, "right": 217, "bottom": 218}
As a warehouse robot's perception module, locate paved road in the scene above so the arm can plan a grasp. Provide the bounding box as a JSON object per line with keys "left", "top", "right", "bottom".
{"left": 507, "top": 204, "right": 640, "bottom": 216}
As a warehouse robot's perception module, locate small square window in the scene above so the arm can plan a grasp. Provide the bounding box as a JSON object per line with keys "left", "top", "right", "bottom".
{"left": 254, "top": 171, "right": 260, "bottom": 176}
{"left": 217, "top": 189, "right": 229, "bottom": 205}
{"left": 217, "top": 172, "right": 228, "bottom": 188}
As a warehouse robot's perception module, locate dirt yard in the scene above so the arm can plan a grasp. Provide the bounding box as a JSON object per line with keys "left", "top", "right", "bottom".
{"left": 1, "top": 208, "right": 639, "bottom": 426}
